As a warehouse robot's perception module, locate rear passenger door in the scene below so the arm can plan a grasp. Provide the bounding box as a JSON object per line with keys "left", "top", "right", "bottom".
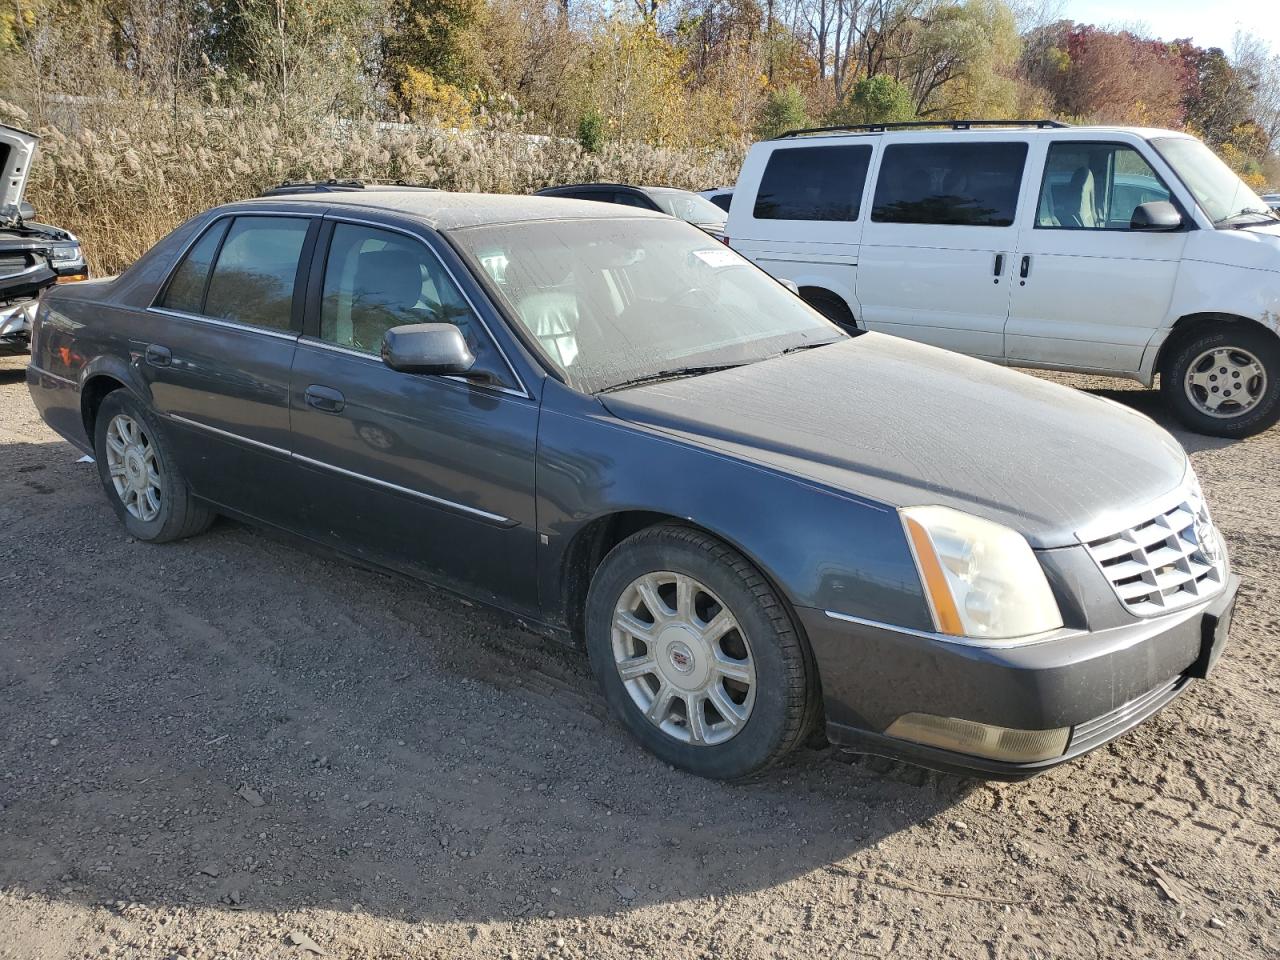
{"left": 288, "top": 217, "right": 541, "bottom": 614}
{"left": 855, "top": 139, "right": 1027, "bottom": 360}
{"left": 1005, "top": 139, "right": 1188, "bottom": 373}
{"left": 146, "top": 212, "right": 314, "bottom": 519}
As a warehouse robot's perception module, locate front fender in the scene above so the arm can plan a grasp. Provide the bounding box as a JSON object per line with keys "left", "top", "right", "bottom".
{"left": 535, "top": 383, "right": 931, "bottom": 633}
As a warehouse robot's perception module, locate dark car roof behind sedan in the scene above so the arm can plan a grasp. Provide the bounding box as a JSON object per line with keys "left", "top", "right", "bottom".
{"left": 240, "top": 190, "right": 669, "bottom": 231}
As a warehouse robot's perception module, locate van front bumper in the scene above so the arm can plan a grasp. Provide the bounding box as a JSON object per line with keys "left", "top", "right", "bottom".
{"left": 800, "top": 574, "right": 1238, "bottom": 780}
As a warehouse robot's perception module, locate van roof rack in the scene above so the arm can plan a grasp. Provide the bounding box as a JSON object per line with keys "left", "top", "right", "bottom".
{"left": 773, "top": 119, "right": 1069, "bottom": 139}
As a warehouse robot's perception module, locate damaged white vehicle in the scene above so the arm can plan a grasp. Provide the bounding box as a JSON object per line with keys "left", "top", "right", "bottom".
{"left": 1, "top": 123, "right": 88, "bottom": 354}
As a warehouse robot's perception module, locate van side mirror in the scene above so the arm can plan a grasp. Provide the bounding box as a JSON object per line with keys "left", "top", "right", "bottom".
{"left": 1130, "top": 201, "right": 1182, "bottom": 232}
{"left": 381, "top": 323, "right": 476, "bottom": 376}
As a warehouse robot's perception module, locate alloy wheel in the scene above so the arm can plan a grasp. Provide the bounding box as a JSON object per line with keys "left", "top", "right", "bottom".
{"left": 104, "top": 413, "right": 163, "bottom": 522}
{"left": 610, "top": 571, "right": 756, "bottom": 746}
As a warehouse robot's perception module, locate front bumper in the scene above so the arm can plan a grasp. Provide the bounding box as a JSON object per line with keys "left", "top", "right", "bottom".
{"left": 0, "top": 298, "right": 37, "bottom": 353}
{"left": 802, "top": 574, "right": 1239, "bottom": 780}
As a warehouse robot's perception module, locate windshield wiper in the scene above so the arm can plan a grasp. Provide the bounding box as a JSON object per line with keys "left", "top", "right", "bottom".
{"left": 1215, "top": 207, "right": 1274, "bottom": 227}
{"left": 778, "top": 338, "right": 844, "bottom": 356}
{"left": 598, "top": 361, "right": 754, "bottom": 394}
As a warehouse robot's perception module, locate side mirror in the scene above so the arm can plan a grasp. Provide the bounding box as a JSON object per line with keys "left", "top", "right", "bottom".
{"left": 779, "top": 278, "right": 800, "bottom": 295}
{"left": 17, "top": 201, "right": 35, "bottom": 221}
{"left": 381, "top": 323, "right": 476, "bottom": 376}
{"left": 1130, "top": 201, "right": 1182, "bottom": 232}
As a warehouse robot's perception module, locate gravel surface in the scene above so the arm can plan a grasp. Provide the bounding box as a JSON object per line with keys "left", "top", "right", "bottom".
{"left": 2, "top": 353, "right": 1278, "bottom": 960}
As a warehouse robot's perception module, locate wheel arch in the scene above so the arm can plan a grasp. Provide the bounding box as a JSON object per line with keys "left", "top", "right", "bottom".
{"left": 1154, "top": 312, "right": 1279, "bottom": 379}
{"left": 559, "top": 509, "right": 808, "bottom": 652}
{"left": 797, "top": 286, "right": 858, "bottom": 328}
{"left": 79, "top": 373, "right": 129, "bottom": 443}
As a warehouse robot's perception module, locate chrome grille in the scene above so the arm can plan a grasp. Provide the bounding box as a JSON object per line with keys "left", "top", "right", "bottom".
{"left": 1083, "top": 488, "right": 1225, "bottom": 617}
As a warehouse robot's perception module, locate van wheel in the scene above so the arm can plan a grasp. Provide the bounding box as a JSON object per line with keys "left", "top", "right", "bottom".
{"left": 93, "top": 390, "right": 215, "bottom": 542}
{"left": 801, "top": 290, "right": 858, "bottom": 333}
{"left": 584, "top": 523, "right": 817, "bottom": 780}
{"left": 1160, "top": 324, "right": 1280, "bottom": 438}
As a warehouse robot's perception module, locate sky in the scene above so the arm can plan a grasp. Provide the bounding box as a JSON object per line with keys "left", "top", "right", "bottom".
{"left": 1060, "top": 0, "right": 1279, "bottom": 53}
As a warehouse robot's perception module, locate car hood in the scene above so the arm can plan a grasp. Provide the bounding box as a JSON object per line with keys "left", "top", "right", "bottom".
{"left": 0, "top": 123, "right": 37, "bottom": 225}
{"left": 599, "top": 334, "right": 1189, "bottom": 548}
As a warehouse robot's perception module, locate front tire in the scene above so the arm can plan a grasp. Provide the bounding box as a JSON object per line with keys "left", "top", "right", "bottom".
{"left": 93, "top": 390, "right": 215, "bottom": 542}
{"left": 584, "top": 524, "right": 816, "bottom": 779}
{"left": 1160, "top": 324, "right": 1280, "bottom": 438}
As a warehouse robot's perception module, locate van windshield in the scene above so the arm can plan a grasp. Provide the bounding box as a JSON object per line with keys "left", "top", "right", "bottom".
{"left": 1152, "top": 137, "right": 1274, "bottom": 225}
{"left": 451, "top": 217, "right": 840, "bottom": 393}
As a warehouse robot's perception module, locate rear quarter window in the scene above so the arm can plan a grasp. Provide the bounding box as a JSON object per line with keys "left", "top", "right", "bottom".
{"left": 753, "top": 144, "right": 873, "bottom": 221}
{"left": 158, "top": 218, "right": 230, "bottom": 314}
{"left": 872, "top": 142, "right": 1028, "bottom": 226}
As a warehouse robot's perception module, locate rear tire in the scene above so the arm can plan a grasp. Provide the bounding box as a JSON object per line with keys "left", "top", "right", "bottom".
{"left": 801, "top": 289, "right": 858, "bottom": 333}
{"left": 93, "top": 390, "right": 215, "bottom": 542}
{"left": 1160, "top": 324, "right": 1280, "bottom": 438}
{"left": 584, "top": 523, "right": 817, "bottom": 779}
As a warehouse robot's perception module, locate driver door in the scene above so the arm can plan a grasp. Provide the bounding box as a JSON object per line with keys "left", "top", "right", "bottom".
{"left": 288, "top": 217, "right": 541, "bottom": 614}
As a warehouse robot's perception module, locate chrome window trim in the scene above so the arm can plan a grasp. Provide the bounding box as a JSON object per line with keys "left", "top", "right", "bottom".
{"left": 165, "top": 413, "right": 292, "bottom": 457}
{"left": 319, "top": 213, "right": 531, "bottom": 400}
{"left": 292, "top": 452, "right": 511, "bottom": 524}
{"left": 26, "top": 362, "right": 78, "bottom": 388}
{"left": 296, "top": 335, "right": 529, "bottom": 399}
{"left": 163, "top": 412, "right": 511, "bottom": 525}
{"left": 147, "top": 306, "right": 301, "bottom": 341}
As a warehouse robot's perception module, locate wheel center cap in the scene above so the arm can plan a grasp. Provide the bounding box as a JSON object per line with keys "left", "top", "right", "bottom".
{"left": 655, "top": 625, "right": 710, "bottom": 690}
{"left": 667, "top": 640, "right": 695, "bottom": 674}
{"left": 125, "top": 449, "right": 145, "bottom": 487}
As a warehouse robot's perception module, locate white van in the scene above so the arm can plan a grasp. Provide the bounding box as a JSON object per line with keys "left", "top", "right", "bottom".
{"left": 726, "top": 120, "right": 1280, "bottom": 437}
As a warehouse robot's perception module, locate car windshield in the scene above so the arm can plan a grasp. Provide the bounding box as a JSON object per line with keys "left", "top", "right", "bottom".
{"left": 645, "top": 189, "right": 728, "bottom": 226}
{"left": 1152, "top": 137, "right": 1274, "bottom": 224}
{"left": 452, "top": 217, "right": 841, "bottom": 393}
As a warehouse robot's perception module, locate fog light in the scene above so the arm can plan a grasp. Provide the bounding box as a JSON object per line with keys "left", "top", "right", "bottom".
{"left": 885, "top": 713, "right": 1070, "bottom": 763}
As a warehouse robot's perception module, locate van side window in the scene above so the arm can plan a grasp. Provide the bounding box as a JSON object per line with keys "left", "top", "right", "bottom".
{"left": 753, "top": 145, "right": 873, "bottom": 221}
{"left": 158, "top": 219, "right": 230, "bottom": 314}
{"left": 872, "top": 142, "right": 1028, "bottom": 226}
{"left": 1036, "top": 143, "right": 1173, "bottom": 230}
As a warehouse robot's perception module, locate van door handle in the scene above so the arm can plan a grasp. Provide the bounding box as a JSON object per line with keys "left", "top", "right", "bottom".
{"left": 304, "top": 384, "right": 345, "bottom": 413}
{"left": 1019, "top": 255, "right": 1031, "bottom": 280}
{"left": 144, "top": 344, "right": 172, "bottom": 367}
{"left": 993, "top": 253, "right": 1004, "bottom": 276}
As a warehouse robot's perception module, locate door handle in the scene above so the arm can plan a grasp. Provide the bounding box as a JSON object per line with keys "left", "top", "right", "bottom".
{"left": 144, "top": 344, "right": 172, "bottom": 367}
{"left": 1019, "top": 255, "right": 1031, "bottom": 280}
{"left": 993, "top": 253, "right": 1004, "bottom": 276}
{"left": 304, "top": 384, "right": 345, "bottom": 413}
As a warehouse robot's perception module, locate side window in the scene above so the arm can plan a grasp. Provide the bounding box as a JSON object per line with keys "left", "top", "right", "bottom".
{"left": 709, "top": 192, "right": 732, "bottom": 212}
{"left": 754, "top": 145, "right": 872, "bottom": 221}
{"left": 871, "top": 142, "right": 1028, "bottom": 226}
{"left": 203, "top": 216, "right": 310, "bottom": 331}
{"left": 159, "top": 218, "right": 230, "bottom": 314}
{"left": 1036, "top": 142, "right": 1173, "bottom": 230}
{"left": 319, "top": 223, "right": 490, "bottom": 364}
{"left": 611, "top": 192, "right": 654, "bottom": 209}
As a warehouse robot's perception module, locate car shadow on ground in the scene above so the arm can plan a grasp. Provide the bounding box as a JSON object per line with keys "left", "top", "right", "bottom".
{"left": 0, "top": 439, "right": 973, "bottom": 926}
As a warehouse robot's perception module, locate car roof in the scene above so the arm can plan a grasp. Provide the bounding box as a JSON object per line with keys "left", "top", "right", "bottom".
{"left": 232, "top": 190, "right": 669, "bottom": 230}
{"left": 763, "top": 125, "right": 1193, "bottom": 145}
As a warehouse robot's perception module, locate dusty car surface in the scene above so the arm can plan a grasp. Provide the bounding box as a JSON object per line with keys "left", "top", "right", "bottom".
{"left": 27, "top": 191, "right": 1237, "bottom": 780}
{"left": 1, "top": 123, "right": 88, "bottom": 354}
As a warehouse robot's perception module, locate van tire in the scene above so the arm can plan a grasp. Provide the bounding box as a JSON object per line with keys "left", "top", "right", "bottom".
{"left": 1160, "top": 324, "right": 1280, "bottom": 438}
{"left": 801, "top": 290, "right": 858, "bottom": 333}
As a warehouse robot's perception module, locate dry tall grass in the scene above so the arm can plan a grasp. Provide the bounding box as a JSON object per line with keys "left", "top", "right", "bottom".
{"left": 2, "top": 98, "right": 742, "bottom": 276}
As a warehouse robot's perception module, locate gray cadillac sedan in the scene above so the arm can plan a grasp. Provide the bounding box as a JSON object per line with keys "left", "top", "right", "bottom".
{"left": 27, "top": 192, "right": 1237, "bottom": 780}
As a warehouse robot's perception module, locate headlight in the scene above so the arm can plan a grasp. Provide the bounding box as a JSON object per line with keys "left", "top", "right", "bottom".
{"left": 901, "top": 505, "right": 1063, "bottom": 643}
{"left": 49, "top": 242, "right": 83, "bottom": 263}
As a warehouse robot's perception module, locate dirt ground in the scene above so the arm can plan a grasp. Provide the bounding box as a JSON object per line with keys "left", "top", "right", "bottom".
{"left": 1, "top": 352, "right": 1277, "bottom": 960}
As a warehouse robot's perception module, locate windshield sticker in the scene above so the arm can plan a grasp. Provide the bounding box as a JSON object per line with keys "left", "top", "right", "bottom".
{"left": 691, "top": 248, "right": 739, "bottom": 269}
